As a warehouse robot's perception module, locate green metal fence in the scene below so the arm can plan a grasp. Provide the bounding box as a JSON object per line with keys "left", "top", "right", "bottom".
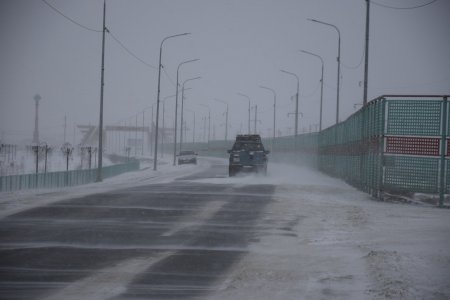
{"left": 316, "top": 95, "right": 449, "bottom": 206}
{"left": 0, "top": 160, "right": 140, "bottom": 193}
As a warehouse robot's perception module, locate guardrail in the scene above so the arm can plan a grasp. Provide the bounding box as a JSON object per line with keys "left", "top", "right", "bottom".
{"left": 0, "top": 160, "right": 140, "bottom": 192}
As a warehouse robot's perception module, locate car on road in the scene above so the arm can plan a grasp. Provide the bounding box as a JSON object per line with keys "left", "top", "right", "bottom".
{"left": 177, "top": 150, "right": 198, "bottom": 165}
{"left": 227, "top": 134, "right": 269, "bottom": 176}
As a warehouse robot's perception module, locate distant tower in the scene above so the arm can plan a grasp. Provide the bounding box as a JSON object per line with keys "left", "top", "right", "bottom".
{"left": 33, "top": 94, "right": 41, "bottom": 144}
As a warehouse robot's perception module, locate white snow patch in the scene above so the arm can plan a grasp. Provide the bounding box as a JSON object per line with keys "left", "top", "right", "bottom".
{"left": 207, "top": 160, "right": 450, "bottom": 299}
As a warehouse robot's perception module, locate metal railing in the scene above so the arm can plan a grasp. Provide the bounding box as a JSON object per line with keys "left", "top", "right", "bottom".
{"left": 0, "top": 160, "right": 139, "bottom": 193}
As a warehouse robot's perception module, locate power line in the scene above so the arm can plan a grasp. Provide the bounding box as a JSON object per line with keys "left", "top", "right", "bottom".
{"left": 41, "top": 0, "right": 158, "bottom": 70}
{"left": 371, "top": 0, "right": 438, "bottom": 10}
{"left": 162, "top": 66, "right": 177, "bottom": 87}
{"left": 108, "top": 30, "right": 157, "bottom": 69}
{"left": 301, "top": 80, "right": 321, "bottom": 98}
{"left": 41, "top": 0, "right": 102, "bottom": 32}
{"left": 342, "top": 48, "right": 365, "bottom": 70}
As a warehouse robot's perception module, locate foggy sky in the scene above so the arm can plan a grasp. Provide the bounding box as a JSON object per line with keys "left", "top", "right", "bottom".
{"left": 1, "top": 0, "right": 449, "bottom": 145}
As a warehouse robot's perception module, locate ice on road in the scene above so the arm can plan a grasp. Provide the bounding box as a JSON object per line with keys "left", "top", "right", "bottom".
{"left": 1, "top": 157, "right": 449, "bottom": 299}
{"left": 190, "top": 160, "right": 450, "bottom": 299}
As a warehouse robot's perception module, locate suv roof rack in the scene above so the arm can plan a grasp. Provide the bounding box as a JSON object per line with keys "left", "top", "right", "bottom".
{"left": 236, "top": 134, "right": 261, "bottom": 142}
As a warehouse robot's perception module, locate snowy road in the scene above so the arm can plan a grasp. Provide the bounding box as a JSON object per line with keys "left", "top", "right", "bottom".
{"left": 0, "top": 157, "right": 449, "bottom": 299}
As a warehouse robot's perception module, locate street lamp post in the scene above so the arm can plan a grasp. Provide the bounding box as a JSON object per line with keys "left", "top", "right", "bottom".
{"left": 41, "top": 142, "right": 49, "bottom": 173}
{"left": 135, "top": 113, "right": 138, "bottom": 156}
{"left": 237, "top": 93, "right": 251, "bottom": 134}
{"left": 259, "top": 85, "right": 276, "bottom": 150}
{"left": 192, "top": 111, "right": 196, "bottom": 143}
{"left": 308, "top": 18, "right": 341, "bottom": 124}
{"left": 215, "top": 99, "right": 229, "bottom": 141}
{"left": 142, "top": 104, "right": 156, "bottom": 157}
{"left": 162, "top": 94, "right": 177, "bottom": 158}
{"left": 280, "top": 69, "right": 300, "bottom": 137}
{"left": 252, "top": 105, "right": 258, "bottom": 134}
{"left": 163, "top": 90, "right": 191, "bottom": 159}
{"left": 299, "top": 50, "right": 324, "bottom": 131}
{"left": 184, "top": 107, "right": 196, "bottom": 144}
{"left": 199, "top": 104, "right": 211, "bottom": 151}
{"left": 141, "top": 111, "right": 145, "bottom": 155}
{"left": 154, "top": 32, "right": 190, "bottom": 171}
{"left": 180, "top": 77, "right": 201, "bottom": 154}
{"left": 173, "top": 59, "right": 199, "bottom": 165}
{"left": 31, "top": 144, "right": 39, "bottom": 174}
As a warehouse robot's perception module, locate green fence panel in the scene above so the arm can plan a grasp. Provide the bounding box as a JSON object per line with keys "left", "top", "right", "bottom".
{"left": 383, "top": 156, "right": 439, "bottom": 193}
{"left": 386, "top": 100, "right": 442, "bottom": 136}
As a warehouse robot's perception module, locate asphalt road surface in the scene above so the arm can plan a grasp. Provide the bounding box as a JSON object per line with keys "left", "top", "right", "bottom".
{"left": 0, "top": 162, "right": 275, "bottom": 299}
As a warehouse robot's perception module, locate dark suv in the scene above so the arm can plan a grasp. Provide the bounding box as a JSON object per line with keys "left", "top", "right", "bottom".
{"left": 227, "top": 134, "right": 269, "bottom": 176}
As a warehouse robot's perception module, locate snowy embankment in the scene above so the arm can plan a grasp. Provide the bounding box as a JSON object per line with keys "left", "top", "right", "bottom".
{"left": 191, "top": 161, "right": 450, "bottom": 299}
{"left": 0, "top": 156, "right": 210, "bottom": 219}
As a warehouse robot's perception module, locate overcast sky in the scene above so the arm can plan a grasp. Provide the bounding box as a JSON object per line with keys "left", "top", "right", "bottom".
{"left": 1, "top": 0, "right": 449, "bottom": 145}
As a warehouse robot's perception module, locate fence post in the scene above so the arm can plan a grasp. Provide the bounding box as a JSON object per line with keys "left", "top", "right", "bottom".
{"left": 439, "top": 96, "right": 448, "bottom": 207}
{"left": 378, "top": 98, "right": 386, "bottom": 199}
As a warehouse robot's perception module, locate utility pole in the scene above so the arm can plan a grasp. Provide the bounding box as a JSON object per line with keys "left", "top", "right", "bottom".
{"left": 42, "top": 143, "right": 49, "bottom": 173}
{"left": 363, "top": 0, "right": 370, "bottom": 106}
{"left": 142, "top": 111, "right": 145, "bottom": 155}
{"left": 162, "top": 100, "right": 165, "bottom": 157}
{"left": 280, "top": 70, "right": 299, "bottom": 137}
{"left": 150, "top": 106, "right": 153, "bottom": 156}
{"left": 254, "top": 105, "right": 257, "bottom": 134}
{"left": 180, "top": 76, "right": 200, "bottom": 154}
{"left": 135, "top": 114, "right": 138, "bottom": 156}
{"left": 225, "top": 107, "right": 228, "bottom": 141}
{"left": 203, "top": 116, "right": 207, "bottom": 142}
{"left": 63, "top": 115, "right": 67, "bottom": 143}
{"left": 259, "top": 85, "right": 277, "bottom": 150}
{"left": 215, "top": 99, "right": 228, "bottom": 141}
{"left": 237, "top": 93, "right": 251, "bottom": 134}
{"left": 96, "top": 0, "right": 106, "bottom": 182}
{"left": 192, "top": 111, "right": 196, "bottom": 143}
{"left": 207, "top": 112, "right": 210, "bottom": 149}
{"left": 73, "top": 123, "right": 76, "bottom": 145}
{"left": 33, "top": 94, "right": 41, "bottom": 144}
{"left": 154, "top": 33, "right": 190, "bottom": 171}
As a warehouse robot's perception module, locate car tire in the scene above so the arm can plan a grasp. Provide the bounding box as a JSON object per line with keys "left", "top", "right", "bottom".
{"left": 229, "top": 166, "right": 236, "bottom": 177}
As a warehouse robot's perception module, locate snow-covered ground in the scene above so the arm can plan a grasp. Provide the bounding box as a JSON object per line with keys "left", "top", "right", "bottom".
{"left": 0, "top": 157, "right": 449, "bottom": 299}
{"left": 194, "top": 162, "right": 450, "bottom": 299}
